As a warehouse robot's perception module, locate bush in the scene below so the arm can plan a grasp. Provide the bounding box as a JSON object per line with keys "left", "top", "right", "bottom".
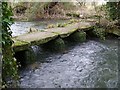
{"left": 93, "top": 26, "right": 106, "bottom": 40}
{"left": 106, "top": 2, "right": 120, "bottom": 20}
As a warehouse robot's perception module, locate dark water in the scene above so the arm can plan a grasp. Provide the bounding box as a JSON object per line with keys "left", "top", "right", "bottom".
{"left": 19, "top": 38, "right": 118, "bottom": 88}
{"left": 10, "top": 20, "right": 69, "bottom": 37}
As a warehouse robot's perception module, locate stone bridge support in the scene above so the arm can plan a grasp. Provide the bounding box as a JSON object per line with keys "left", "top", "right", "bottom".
{"left": 69, "top": 31, "right": 86, "bottom": 42}
{"left": 14, "top": 47, "right": 36, "bottom": 66}
{"left": 42, "top": 37, "right": 65, "bottom": 52}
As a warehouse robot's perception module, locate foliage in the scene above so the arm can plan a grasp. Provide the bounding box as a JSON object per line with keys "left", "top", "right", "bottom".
{"left": 61, "top": 2, "right": 77, "bottom": 10}
{"left": 93, "top": 26, "right": 106, "bottom": 40}
{"left": 10, "top": 2, "right": 78, "bottom": 20}
{"left": 106, "top": 2, "right": 120, "bottom": 20}
{"left": 2, "top": 2, "right": 18, "bottom": 88}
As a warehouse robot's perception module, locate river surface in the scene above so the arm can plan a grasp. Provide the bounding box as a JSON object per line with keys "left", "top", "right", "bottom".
{"left": 19, "top": 38, "right": 118, "bottom": 88}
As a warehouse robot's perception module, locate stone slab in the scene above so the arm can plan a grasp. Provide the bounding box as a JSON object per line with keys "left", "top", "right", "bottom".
{"left": 12, "top": 38, "right": 30, "bottom": 52}
{"left": 14, "top": 32, "right": 58, "bottom": 46}
{"left": 106, "top": 28, "right": 120, "bottom": 36}
{"left": 45, "top": 22, "right": 94, "bottom": 38}
{"left": 12, "top": 21, "right": 95, "bottom": 52}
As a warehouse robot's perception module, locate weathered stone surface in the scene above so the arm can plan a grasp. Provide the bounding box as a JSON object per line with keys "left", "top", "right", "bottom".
{"left": 45, "top": 22, "right": 94, "bottom": 38}
{"left": 78, "top": 22, "right": 94, "bottom": 31}
{"left": 69, "top": 31, "right": 86, "bottom": 42}
{"left": 106, "top": 28, "right": 120, "bottom": 36}
{"left": 44, "top": 23, "right": 79, "bottom": 38}
{"left": 24, "top": 48, "right": 36, "bottom": 64}
{"left": 12, "top": 21, "right": 95, "bottom": 52}
{"left": 15, "top": 47, "right": 36, "bottom": 65}
{"left": 12, "top": 38, "right": 30, "bottom": 52}
{"left": 14, "top": 31, "right": 58, "bottom": 46}
{"left": 42, "top": 37, "right": 65, "bottom": 52}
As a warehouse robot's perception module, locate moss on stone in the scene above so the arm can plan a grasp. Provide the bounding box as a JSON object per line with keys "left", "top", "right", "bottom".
{"left": 30, "top": 34, "right": 58, "bottom": 46}
{"left": 24, "top": 47, "right": 36, "bottom": 64}
{"left": 12, "top": 21, "right": 95, "bottom": 52}
{"left": 113, "top": 30, "right": 120, "bottom": 36}
{"left": 46, "top": 19, "right": 80, "bottom": 29}
{"left": 15, "top": 47, "right": 36, "bottom": 65}
{"left": 0, "top": 48, "right": 2, "bottom": 53}
{"left": 13, "top": 40, "right": 29, "bottom": 46}
{"left": 12, "top": 39, "right": 30, "bottom": 52}
{"left": 13, "top": 32, "right": 58, "bottom": 46}
{"left": 106, "top": 28, "right": 120, "bottom": 36}
{"left": 59, "top": 28, "right": 78, "bottom": 38}
{"left": 69, "top": 31, "right": 86, "bottom": 42}
{"left": 57, "top": 23, "right": 67, "bottom": 27}
{"left": 67, "top": 19, "right": 79, "bottom": 24}
{"left": 42, "top": 37, "right": 65, "bottom": 52}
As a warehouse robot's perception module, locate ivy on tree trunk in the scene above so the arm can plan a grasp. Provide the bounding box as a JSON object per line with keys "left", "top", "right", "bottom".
{"left": 2, "top": 2, "right": 18, "bottom": 88}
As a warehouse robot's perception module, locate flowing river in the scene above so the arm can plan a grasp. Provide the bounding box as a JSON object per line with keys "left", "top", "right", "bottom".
{"left": 11, "top": 21, "right": 118, "bottom": 88}
{"left": 19, "top": 38, "right": 118, "bottom": 88}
